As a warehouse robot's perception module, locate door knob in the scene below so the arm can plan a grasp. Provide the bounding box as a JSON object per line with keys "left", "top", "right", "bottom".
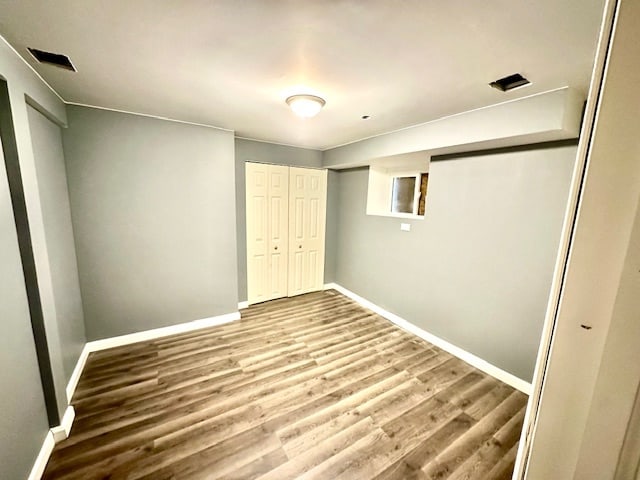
{"left": 298, "top": 245, "right": 302, "bottom": 249}
{"left": 274, "top": 246, "right": 278, "bottom": 250}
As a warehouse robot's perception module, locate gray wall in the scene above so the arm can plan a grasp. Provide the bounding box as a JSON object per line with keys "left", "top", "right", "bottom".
{"left": 332, "top": 144, "right": 577, "bottom": 381}
{"left": 63, "top": 106, "right": 238, "bottom": 340}
{"left": 27, "top": 105, "right": 86, "bottom": 382}
{"left": 0, "top": 126, "right": 50, "bottom": 480}
{"left": 1, "top": 36, "right": 70, "bottom": 477}
{"left": 324, "top": 170, "right": 339, "bottom": 283}
{"left": 234, "top": 138, "right": 323, "bottom": 301}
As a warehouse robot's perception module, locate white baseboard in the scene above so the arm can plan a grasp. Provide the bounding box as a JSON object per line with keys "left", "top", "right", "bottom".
{"left": 52, "top": 312, "right": 240, "bottom": 478}
{"left": 238, "top": 301, "right": 249, "bottom": 309}
{"left": 27, "top": 431, "right": 54, "bottom": 480}
{"left": 65, "top": 311, "right": 241, "bottom": 401}
{"left": 50, "top": 406, "right": 75, "bottom": 443}
{"left": 327, "top": 283, "right": 532, "bottom": 395}
{"left": 28, "top": 405, "right": 76, "bottom": 480}
{"left": 66, "top": 345, "right": 89, "bottom": 401}
{"left": 85, "top": 311, "right": 241, "bottom": 353}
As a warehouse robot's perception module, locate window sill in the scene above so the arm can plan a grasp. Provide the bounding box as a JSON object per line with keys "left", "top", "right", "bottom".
{"left": 366, "top": 211, "right": 425, "bottom": 220}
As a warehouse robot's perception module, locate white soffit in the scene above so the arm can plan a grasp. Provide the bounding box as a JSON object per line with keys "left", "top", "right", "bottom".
{"left": 324, "top": 87, "right": 583, "bottom": 169}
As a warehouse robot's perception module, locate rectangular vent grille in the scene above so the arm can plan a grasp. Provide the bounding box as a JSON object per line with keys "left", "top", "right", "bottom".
{"left": 27, "top": 48, "right": 76, "bottom": 72}
{"left": 489, "top": 73, "right": 530, "bottom": 92}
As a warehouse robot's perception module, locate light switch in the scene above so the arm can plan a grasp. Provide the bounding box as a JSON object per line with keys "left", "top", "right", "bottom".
{"left": 400, "top": 223, "right": 411, "bottom": 232}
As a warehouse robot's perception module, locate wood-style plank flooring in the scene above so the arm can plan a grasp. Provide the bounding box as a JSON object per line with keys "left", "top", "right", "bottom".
{"left": 44, "top": 290, "right": 528, "bottom": 479}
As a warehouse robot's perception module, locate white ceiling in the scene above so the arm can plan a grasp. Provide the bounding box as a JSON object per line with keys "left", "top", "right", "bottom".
{"left": 0, "top": 0, "right": 605, "bottom": 150}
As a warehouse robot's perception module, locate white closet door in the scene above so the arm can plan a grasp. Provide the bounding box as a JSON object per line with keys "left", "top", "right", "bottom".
{"left": 288, "top": 167, "right": 327, "bottom": 297}
{"left": 246, "top": 163, "right": 289, "bottom": 304}
{"left": 267, "top": 165, "right": 289, "bottom": 299}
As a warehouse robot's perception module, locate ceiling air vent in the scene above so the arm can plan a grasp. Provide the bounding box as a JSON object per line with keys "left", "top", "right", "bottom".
{"left": 489, "top": 73, "right": 530, "bottom": 92}
{"left": 27, "top": 47, "right": 76, "bottom": 72}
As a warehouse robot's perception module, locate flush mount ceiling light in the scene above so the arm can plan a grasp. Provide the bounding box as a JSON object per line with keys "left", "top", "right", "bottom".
{"left": 286, "top": 94, "right": 326, "bottom": 118}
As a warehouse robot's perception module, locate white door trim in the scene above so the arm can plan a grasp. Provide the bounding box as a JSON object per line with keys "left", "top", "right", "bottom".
{"left": 514, "top": 0, "right": 640, "bottom": 477}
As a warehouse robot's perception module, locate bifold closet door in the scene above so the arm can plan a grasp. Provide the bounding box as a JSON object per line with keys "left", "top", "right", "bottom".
{"left": 246, "top": 163, "right": 289, "bottom": 304}
{"left": 288, "top": 167, "right": 327, "bottom": 296}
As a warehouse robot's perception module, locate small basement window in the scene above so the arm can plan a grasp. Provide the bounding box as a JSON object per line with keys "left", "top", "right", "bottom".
{"left": 366, "top": 152, "right": 430, "bottom": 219}
{"left": 391, "top": 173, "right": 429, "bottom": 216}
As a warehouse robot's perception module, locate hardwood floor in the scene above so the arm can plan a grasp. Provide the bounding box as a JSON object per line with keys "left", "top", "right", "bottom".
{"left": 43, "top": 290, "right": 528, "bottom": 480}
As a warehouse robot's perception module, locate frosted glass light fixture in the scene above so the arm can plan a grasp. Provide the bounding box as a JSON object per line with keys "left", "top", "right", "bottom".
{"left": 286, "top": 94, "right": 326, "bottom": 118}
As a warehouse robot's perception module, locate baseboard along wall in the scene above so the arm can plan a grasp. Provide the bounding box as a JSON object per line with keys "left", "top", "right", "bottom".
{"left": 323, "top": 283, "right": 532, "bottom": 395}
{"left": 35, "top": 286, "right": 531, "bottom": 479}
{"left": 66, "top": 311, "right": 241, "bottom": 401}
{"left": 50, "top": 406, "right": 75, "bottom": 443}
{"left": 28, "top": 406, "right": 76, "bottom": 479}
{"left": 27, "top": 431, "right": 55, "bottom": 480}
{"left": 30, "top": 310, "right": 241, "bottom": 480}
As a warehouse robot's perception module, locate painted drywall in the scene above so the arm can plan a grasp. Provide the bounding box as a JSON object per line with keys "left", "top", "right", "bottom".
{"left": 332, "top": 143, "right": 577, "bottom": 381}
{"left": 63, "top": 105, "right": 238, "bottom": 340}
{"left": 0, "top": 103, "right": 47, "bottom": 480}
{"left": 573, "top": 191, "right": 640, "bottom": 480}
{"left": 20, "top": 105, "right": 68, "bottom": 418}
{"left": 234, "top": 138, "right": 323, "bottom": 301}
{"left": 526, "top": 1, "right": 640, "bottom": 476}
{"left": 324, "top": 169, "right": 339, "bottom": 284}
{"left": 0, "top": 130, "right": 50, "bottom": 480}
{"left": 0, "top": 35, "right": 71, "bottom": 476}
{"left": 27, "top": 105, "right": 85, "bottom": 381}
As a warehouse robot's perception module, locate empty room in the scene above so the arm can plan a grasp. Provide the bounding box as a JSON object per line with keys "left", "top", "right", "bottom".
{"left": 2, "top": 1, "right": 640, "bottom": 479}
